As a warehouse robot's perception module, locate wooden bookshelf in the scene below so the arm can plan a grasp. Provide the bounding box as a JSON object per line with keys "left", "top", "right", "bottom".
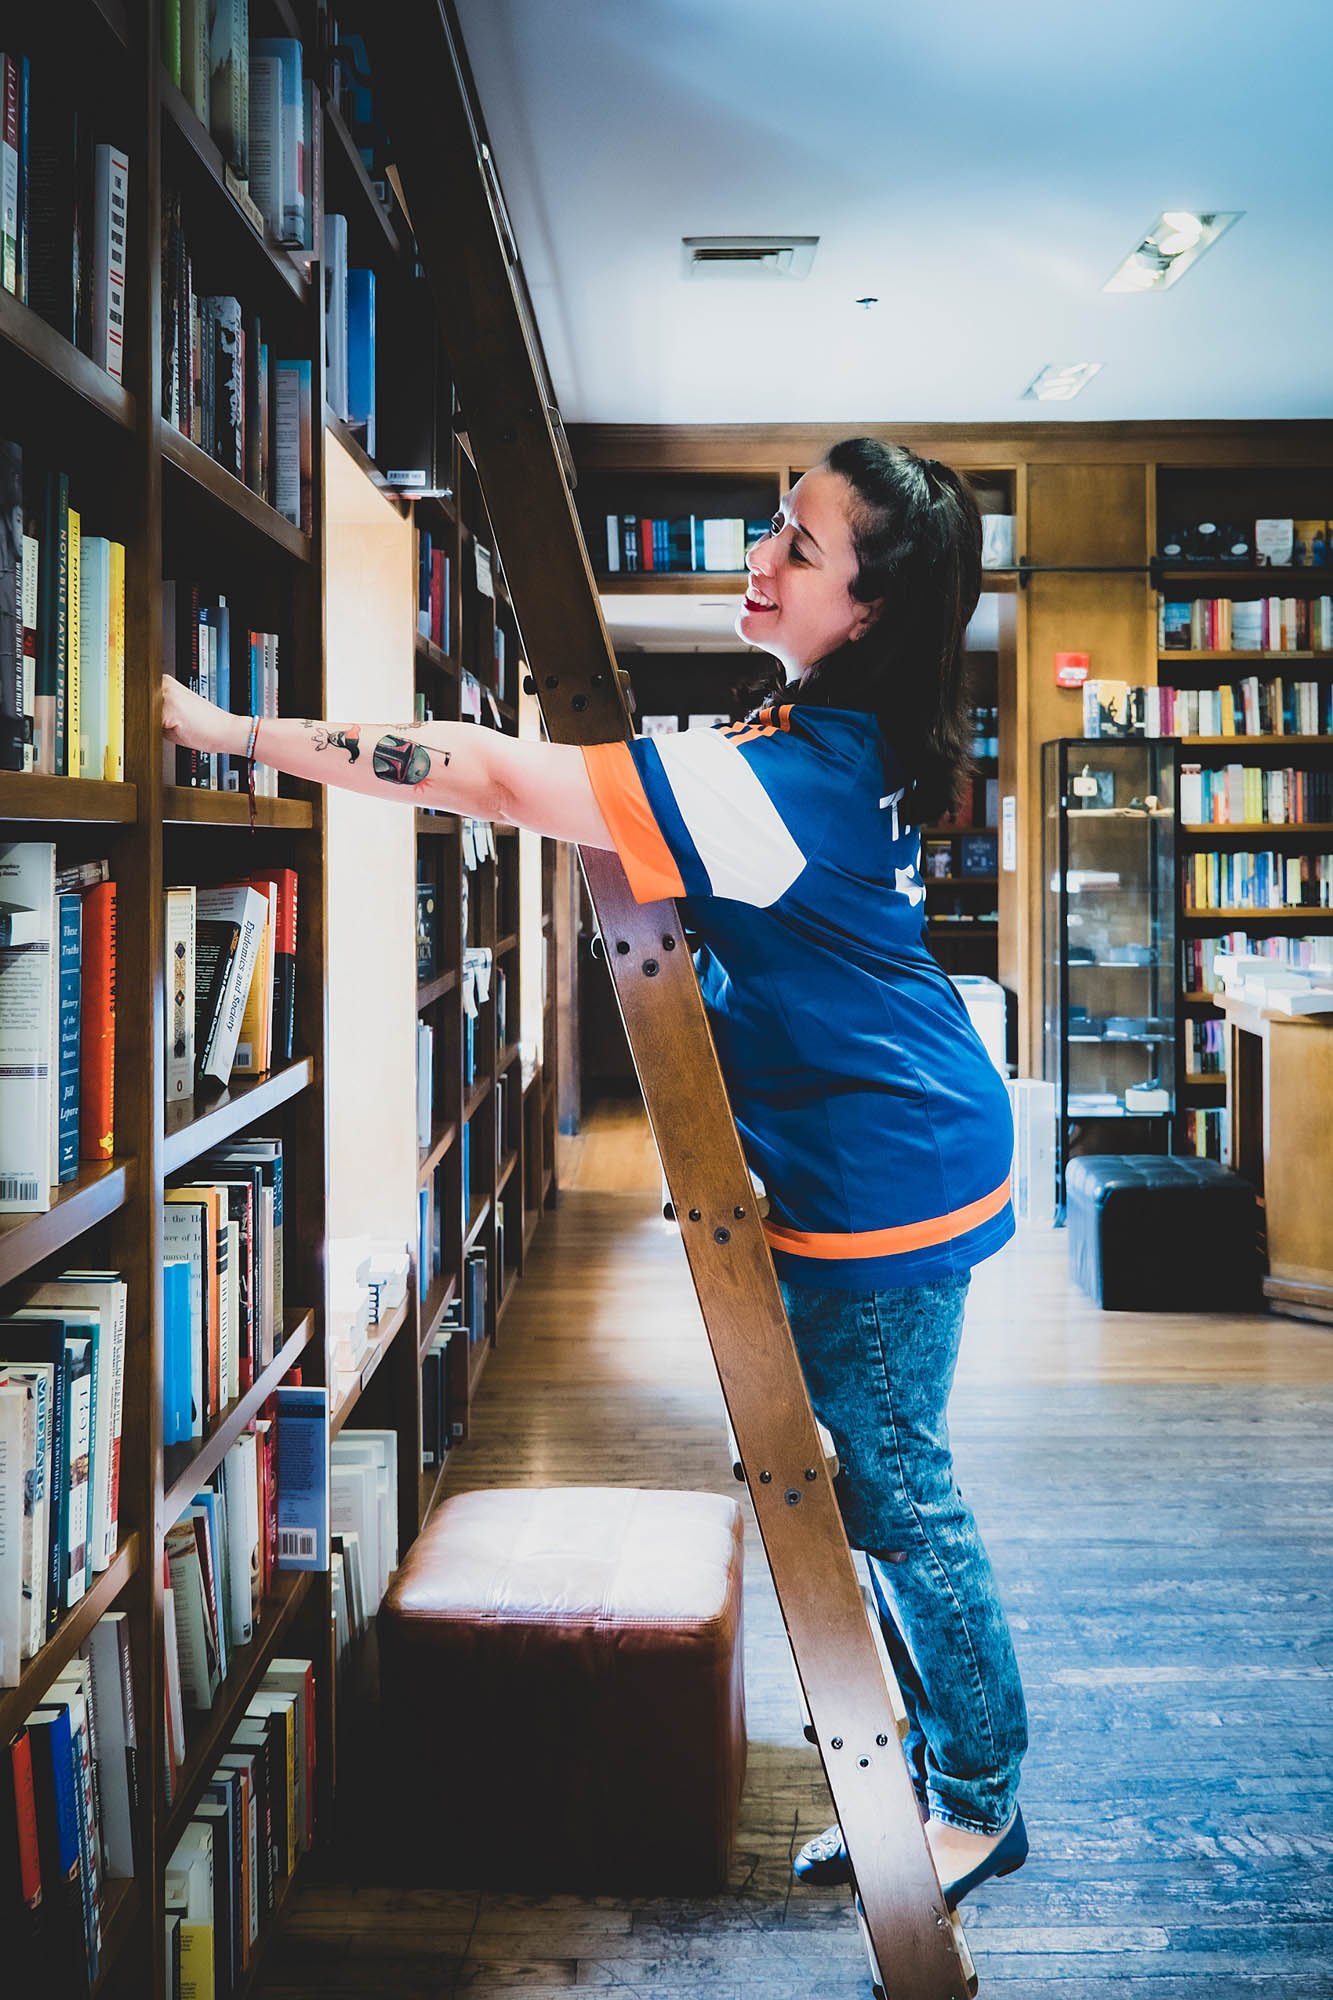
{"left": 0, "top": 10, "right": 560, "bottom": 1993}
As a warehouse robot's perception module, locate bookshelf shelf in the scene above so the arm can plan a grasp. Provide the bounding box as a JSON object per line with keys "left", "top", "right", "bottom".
{"left": 163, "top": 1567, "right": 313, "bottom": 1854}
{"left": 594, "top": 569, "right": 1020, "bottom": 595}
{"left": 89, "top": 0, "right": 131, "bottom": 48}
{"left": 1181, "top": 908, "right": 1333, "bottom": 923}
{"left": 497, "top": 1148, "right": 519, "bottom": 1193}
{"left": 331, "top": 1292, "right": 413, "bottom": 1438}
{"left": 416, "top": 811, "right": 461, "bottom": 838}
{"left": 1185, "top": 1072, "right": 1227, "bottom": 1088}
{"left": 91, "top": 1876, "right": 140, "bottom": 1998}
{"left": 415, "top": 636, "right": 459, "bottom": 677}
{"left": 464, "top": 1195, "right": 491, "bottom": 1251}
{"left": 161, "top": 1312, "right": 318, "bottom": 1528}
{"left": 158, "top": 73, "right": 309, "bottom": 304}
{"left": 325, "top": 411, "right": 404, "bottom": 506}
{"left": 417, "top": 967, "right": 458, "bottom": 1008}
{"left": 418, "top": 1118, "right": 459, "bottom": 1183}
{"left": 0, "top": 284, "right": 137, "bottom": 430}
{"left": 322, "top": 98, "right": 408, "bottom": 263}
{"left": 162, "top": 1057, "right": 316, "bottom": 1175}
{"left": 1181, "top": 735, "right": 1331, "bottom": 747}
{"left": 1182, "top": 823, "right": 1333, "bottom": 836}
{"left": 161, "top": 423, "right": 313, "bottom": 560}
{"left": 495, "top": 933, "right": 519, "bottom": 957}
{"left": 162, "top": 787, "right": 316, "bottom": 829}
{"left": 0, "top": 1159, "right": 134, "bottom": 1290}
{"left": 498, "top": 1039, "right": 521, "bottom": 1072}
{"left": 1162, "top": 650, "right": 1333, "bottom": 663}
{"left": 0, "top": 1533, "right": 140, "bottom": 1744}
{"left": 464, "top": 1077, "right": 492, "bottom": 1121}
{"left": 418, "top": 1270, "right": 459, "bottom": 1360}
{"left": 0, "top": 776, "right": 138, "bottom": 823}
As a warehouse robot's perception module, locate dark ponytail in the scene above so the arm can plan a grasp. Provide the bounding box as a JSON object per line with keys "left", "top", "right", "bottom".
{"left": 744, "top": 437, "right": 982, "bottom": 824}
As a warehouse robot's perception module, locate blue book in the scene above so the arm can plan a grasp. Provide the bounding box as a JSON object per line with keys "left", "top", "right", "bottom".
{"left": 214, "top": 595, "right": 233, "bottom": 788}
{"left": 26, "top": 1702, "right": 89, "bottom": 1988}
{"left": 274, "top": 1384, "right": 329, "bottom": 1571}
{"left": 346, "top": 266, "right": 376, "bottom": 459}
{"left": 163, "top": 1257, "right": 192, "bottom": 1446}
{"left": 57, "top": 891, "right": 81, "bottom": 1181}
{"left": 418, "top": 1187, "right": 428, "bottom": 1300}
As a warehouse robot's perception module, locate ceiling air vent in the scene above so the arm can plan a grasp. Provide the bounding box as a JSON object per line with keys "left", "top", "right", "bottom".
{"left": 682, "top": 236, "right": 818, "bottom": 280}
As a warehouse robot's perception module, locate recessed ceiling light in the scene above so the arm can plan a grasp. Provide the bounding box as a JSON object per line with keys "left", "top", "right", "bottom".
{"left": 1103, "top": 210, "right": 1241, "bottom": 293}
{"left": 1023, "top": 362, "right": 1102, "bottom": 403}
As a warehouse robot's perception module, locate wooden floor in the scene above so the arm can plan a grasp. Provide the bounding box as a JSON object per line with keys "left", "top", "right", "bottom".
{"left": 257, "top": 1103, "right": 1333, "bottom": 1999}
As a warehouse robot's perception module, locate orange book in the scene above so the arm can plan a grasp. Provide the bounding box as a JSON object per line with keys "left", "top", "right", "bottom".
{"left": 78, "top": 879, "right": 116, "bottom": 1161}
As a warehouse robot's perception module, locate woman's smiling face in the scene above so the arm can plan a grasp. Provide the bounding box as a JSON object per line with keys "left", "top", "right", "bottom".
{"left": 735, "top": 465, "right": 882, "bottom": 672}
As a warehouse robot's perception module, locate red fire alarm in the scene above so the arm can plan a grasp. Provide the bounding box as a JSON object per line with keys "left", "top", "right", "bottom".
{"left": 1055, "top": 651, "right": 1090, "bottom": 689}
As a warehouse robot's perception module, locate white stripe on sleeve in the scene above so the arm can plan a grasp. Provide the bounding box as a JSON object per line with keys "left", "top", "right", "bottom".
{"left": 653, "top": 727, "right": 807, "bottom": 906}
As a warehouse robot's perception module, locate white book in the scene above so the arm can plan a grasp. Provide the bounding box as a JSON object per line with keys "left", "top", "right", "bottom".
{"left": 331, "top": 1429, "right": 399, "bottom": 1601}
{"left": 25, "top": 1275, "right": 126, "bottom": 1571}
{"left": 65, "top": 1339, "right": 93, "bottom": 1606}
{"left": 161, "top": 1583, "right": 185, "bottom": 1800}
{"left": 1266, "top": 987, "right": 1333, "bottom": 1015}
{"left": 84, "top": 1613, "right": 136, "bottom": 1878}
{"left": 334, "top": 1523, "right": 366, "bottom": 1635}
{"left": 223, "top": 1219, "right": 240, "bottom": 1401}
{"left": 330, "top": 1464, "right": 376, "bottom": 1619}
{"left": 166, "top": 1521, "right": 216, "bottom": 1708}
{"left": 221, "top": 1432, "right": 259, "bottom": 1644}
{"left": 0, "top": 841, "right": 56, "bottom": 1213}
{"left": 0, "top": 1385, "right": 27, "bottom": 1686}
{"left": 164, "top": 884, "right": 197, "bottom": 1102}
{"left": 247, "top": 52, "right": 282, "bottom": 238}
{"left": 91, "top": 145, "right": 130, "bottom": 383}
{"left": 0, "top": 1363, "right": 51, "bottom": 1655}
{"left": 193, "top": 884, "right": 267, "bottom": 1085}
{"left": 208, "top": 0, "right": 249, "bottom": 175}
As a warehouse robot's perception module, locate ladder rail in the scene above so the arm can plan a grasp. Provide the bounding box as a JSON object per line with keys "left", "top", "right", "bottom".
{"left": 369, "top": 9, "right": 977, "bottom": 1994}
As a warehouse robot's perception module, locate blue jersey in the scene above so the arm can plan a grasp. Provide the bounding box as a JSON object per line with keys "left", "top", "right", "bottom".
{"left": 583, "top": 704, "right": 1014, "bottom": 1290}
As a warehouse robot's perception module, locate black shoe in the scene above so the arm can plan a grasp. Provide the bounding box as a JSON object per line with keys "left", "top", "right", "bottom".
{"left": 793, "top": 1792, "right": 928, "bottom": 1888}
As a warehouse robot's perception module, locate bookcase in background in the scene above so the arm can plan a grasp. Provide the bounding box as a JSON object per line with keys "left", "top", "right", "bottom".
{"left": 1153, "top": 462, "right": 1333, "bottom": 1162}
{"left": 0, "top": 5, "right": 557, "bottom": 1993}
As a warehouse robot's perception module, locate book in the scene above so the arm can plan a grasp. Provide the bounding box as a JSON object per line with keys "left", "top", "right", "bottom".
{"left": 164, "top": 883, "right": 197, "bottom": 1102}
{"left": 346, "top": 266, "right": 375, "bottom": 459}
{"left": 55, "top": 891, "right": 81, "bottom": 1184}
{"left": 250, "top": 38, "right": 303, "bottom": 243}
{"left": 90, "top": 144, "right": 129, "bottom": 383}
{"left": 77, "top": 879, "right": 115, "bottom": 1162}
{"left": 0, "top": 1383, "right": 27, "bottom": 1685}
{"left": 324, "top": 212, "right": 349, "bottom": 420}
{"left": 0, "top": 436, "right": 22, "bottom": 771}
{"left": 273, "top": 1385, "right": 328, "bottom": 1571}
{"left": 193, "top": 883, "right": 268, "bottom": 1085}
{"left": 0, "top": 1362, "right": 49, "bottom": 1658}
{"left": 23, "top": 1274, "right": 125, "bottom": 1574}
{"left": 3, "top": 1724, "right": 44, "bottom": 1985}
{"left": 25, "top": 1701, "right": 88, "bottom": 1991}
{"left": 0, "top": 841, "right": 56, "bottom": 1214}
{"left": 83, "top": 1612, "right": 137, "bottom": 1879}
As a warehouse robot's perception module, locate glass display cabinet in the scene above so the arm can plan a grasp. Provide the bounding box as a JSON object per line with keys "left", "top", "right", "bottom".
{"left": 1042, "top": 739, "right": 1178, "bottom": 1205}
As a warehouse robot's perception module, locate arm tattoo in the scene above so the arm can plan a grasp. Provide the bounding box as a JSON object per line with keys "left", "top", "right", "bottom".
{"left": 373, "top": 733, "right": 442, "bottom": 785}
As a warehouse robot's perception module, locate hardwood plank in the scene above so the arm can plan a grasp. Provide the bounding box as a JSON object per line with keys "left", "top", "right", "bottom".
{"left": 257, "top": 1109, "right": 1333, "bottom": 1999}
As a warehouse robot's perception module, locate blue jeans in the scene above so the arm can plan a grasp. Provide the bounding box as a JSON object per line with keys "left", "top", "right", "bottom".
{"left": 779, "top": 1272, "right": 1029, "bottom": 1835}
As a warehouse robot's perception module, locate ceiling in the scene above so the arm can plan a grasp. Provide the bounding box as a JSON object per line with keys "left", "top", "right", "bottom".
{"left": 455, "top": 0, "right": 1333, "bottom": 429}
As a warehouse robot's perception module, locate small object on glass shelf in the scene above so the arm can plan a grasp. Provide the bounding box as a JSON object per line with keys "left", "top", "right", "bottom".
{"left": 1255, "top": 518, "right": 1294, "bottom": 567}
{"left": 960, "top": 833, "right": 998, "bottom": 876}
{"left": 1125, "top": 1082, "right": 1171, "bottom": 1112}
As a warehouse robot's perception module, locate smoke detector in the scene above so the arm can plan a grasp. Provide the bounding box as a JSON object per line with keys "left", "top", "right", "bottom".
{"left": 682, "top": 236, "right": 818, "bottom": 279}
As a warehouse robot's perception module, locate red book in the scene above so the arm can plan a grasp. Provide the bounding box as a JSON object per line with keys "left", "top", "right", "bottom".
{"left": 78, "top": 879, "right": 116, "bottom": 1161}
{"left": 10, "top": 1725, "right": 43, "bottom": 1915}
{"left": 639, "top": 517, "right": 655, "bottom": 571}
{"left": 430, "top": 548, "right": 445, "bottom": 649}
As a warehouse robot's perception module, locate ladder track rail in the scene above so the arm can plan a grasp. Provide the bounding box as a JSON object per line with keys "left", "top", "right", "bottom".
{"left": 369, "top": 8, "right": 977, "bottom": 1993}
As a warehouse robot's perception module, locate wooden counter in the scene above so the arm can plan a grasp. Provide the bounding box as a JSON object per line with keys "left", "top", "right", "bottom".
{"left": 1217, "top": 993, "right": 1333, "bottom": 1323}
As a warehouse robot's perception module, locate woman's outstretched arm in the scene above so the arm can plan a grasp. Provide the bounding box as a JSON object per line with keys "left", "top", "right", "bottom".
{"left": 160, "top": 674, "right": 615, "bottom": 848}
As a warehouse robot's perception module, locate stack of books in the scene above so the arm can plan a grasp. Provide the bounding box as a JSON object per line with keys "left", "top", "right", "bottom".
{"left": 162, "top": 871, "right": 300, "bottom": 1102}
{"left": 0, "top": 846, "right": 117, "bottom": 1212}
{"left": 163, "top": 1136, "right": 286, "bottom": 1444}
{"left": 1, "top": 1274, "right": 128, "bottom": 1670}
{"left": 1, "top": 443, "right": 126, "bottom": 779}
{"left": 5, "top": 1610, "right": 139, "bottom": 1990}
{"left": 163, "top": 1655, "right": 316, "bottom": 1996}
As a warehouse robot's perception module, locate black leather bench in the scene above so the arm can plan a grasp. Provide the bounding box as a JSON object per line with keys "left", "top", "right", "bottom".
{"left": 1067, "top": 1154, "right": 1259, "bottom": 1310}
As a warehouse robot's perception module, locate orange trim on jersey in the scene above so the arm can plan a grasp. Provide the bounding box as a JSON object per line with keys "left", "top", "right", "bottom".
{"left": 762, "top": 1177, "right": 1012, "bottom": 1261}
{"left": 728, "top": 724, "right": 776, "bottom": 748}
{"left": 581, "top": 742, "right": 686, "bottom": 902}
{"left": 776, "top": 704, "right": 793, "bottom": 731}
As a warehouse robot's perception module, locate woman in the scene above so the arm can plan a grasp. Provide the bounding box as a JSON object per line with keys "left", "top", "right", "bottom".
{"left": 162, "top": 435, "right": 1029, "bottom": 1906}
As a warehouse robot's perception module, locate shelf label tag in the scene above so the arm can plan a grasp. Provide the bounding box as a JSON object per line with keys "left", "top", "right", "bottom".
{"left": 1055, "top": 651, "right": 1090, "bottom": 688}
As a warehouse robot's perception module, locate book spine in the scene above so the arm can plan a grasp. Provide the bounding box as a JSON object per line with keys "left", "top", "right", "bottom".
{"left": 91, "top": 145, "right": 129, "bottom": 382}
{"left": 0, "top": 436, "right": 21, "bottom": 771}
{"left": 1, "top": 55, "right": 18, "bottom": 296}
{"left": 56, "top": 893, "right": 82, "bottom": 1183}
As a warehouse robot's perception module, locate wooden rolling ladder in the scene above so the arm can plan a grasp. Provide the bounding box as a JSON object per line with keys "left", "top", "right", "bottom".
{"left": 367, "top": 7, "right": 980, "bottom": 1993}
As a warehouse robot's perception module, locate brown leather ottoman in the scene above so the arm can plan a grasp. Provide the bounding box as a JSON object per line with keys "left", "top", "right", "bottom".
{"left": 377, "top": 1486, "right": 747, "bottom": 1892}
